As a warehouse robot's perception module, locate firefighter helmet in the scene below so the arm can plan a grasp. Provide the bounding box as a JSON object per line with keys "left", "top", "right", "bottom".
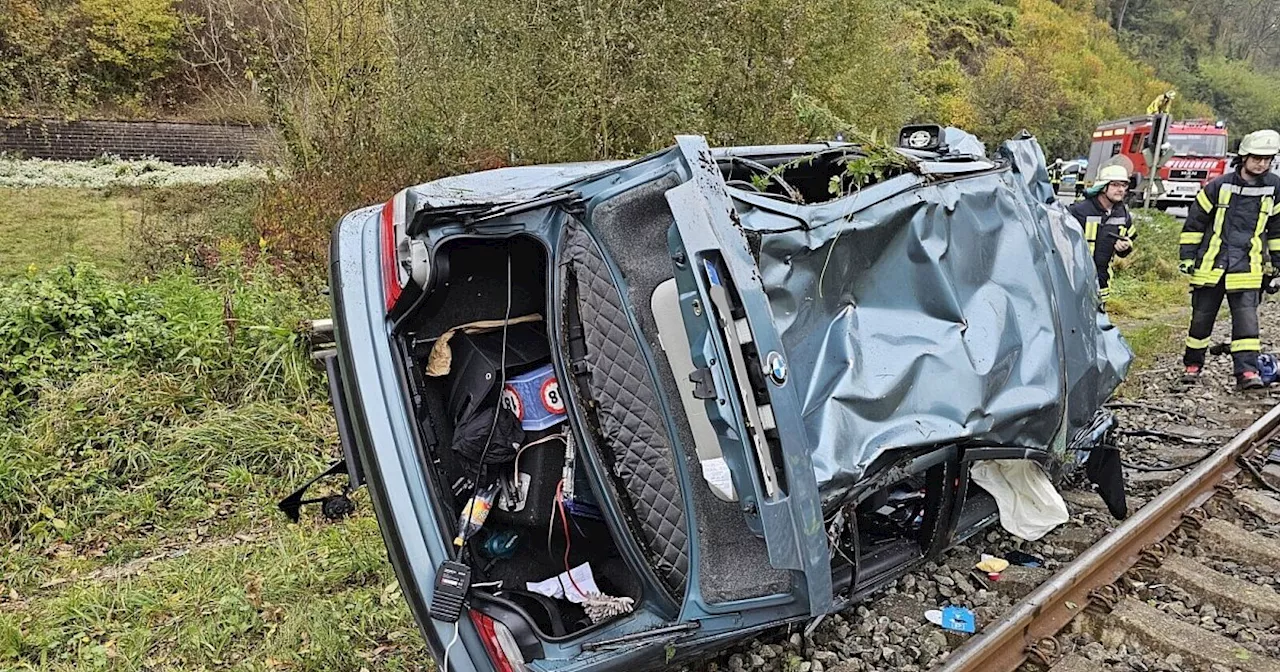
{"left": 1240, "top": 130, "right": 1280, "bottom": 157}
{"left": 1097, "top": 164, "right": 1130, "bottom": 184}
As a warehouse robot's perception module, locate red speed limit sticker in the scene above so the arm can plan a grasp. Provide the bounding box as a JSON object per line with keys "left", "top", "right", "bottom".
{"left": 501, "top": 385, "right": 524, "bottom": 420}
{"left": 540, "top": 378, "right": 565, "bottom": 414}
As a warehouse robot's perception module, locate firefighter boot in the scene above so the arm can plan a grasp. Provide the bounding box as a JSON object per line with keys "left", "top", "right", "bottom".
{"left": 1238, "top": 370, "right": 1265, "bottom": 391}
{"left": 1181, "top": 364, "right": 1203, "bottom": 384}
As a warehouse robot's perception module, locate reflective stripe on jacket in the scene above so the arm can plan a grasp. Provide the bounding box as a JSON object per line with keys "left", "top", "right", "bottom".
{"left": 1068, "top": 197, "right": 1135, "bottom": 300}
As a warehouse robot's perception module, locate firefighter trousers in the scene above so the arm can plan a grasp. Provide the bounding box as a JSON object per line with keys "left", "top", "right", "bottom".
{"left": 1183, "top": 280, "right": 1261, "bottom": 376}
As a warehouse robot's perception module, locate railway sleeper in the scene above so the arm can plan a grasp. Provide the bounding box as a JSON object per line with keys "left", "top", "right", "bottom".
{"left": 1153, "top": 554, "right": 1280, "bottom": 619}
{"left": 1233, "top": 489, "right": 1280, "bottom": 524}
{"left": 1098, "top": 598, "right": 1280, "bottom": 672}
{"left": 1200, "top": 518, "right": 1280, "bottom": 570}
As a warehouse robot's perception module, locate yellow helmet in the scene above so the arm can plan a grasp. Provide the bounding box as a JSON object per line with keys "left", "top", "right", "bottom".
{"left": 1097, "top": 164, "right": 1130, "bottom": 184}
{"left": 1240, "top": 130, "right": 1280, "bottom": 157}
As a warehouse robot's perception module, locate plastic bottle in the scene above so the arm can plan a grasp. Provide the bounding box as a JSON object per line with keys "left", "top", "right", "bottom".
{"left": 454, "top": 483, "right": 499, "bottom": 547}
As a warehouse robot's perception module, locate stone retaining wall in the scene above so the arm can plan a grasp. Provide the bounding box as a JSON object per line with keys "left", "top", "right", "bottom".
{"left": 1, "top": 118, "right": 275, "bottom": 165}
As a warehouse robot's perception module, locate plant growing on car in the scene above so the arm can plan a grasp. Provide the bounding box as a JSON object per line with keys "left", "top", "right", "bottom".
{"left": 830, "top": 127, "right": 911, "bottom": 196}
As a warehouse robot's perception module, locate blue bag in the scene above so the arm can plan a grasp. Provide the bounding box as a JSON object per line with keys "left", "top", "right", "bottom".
{"left": 500, "top": 363, "right": 567, "bottom": 431}
{"left": 1259, "top": 353, "right": 1279, "bottom": 385}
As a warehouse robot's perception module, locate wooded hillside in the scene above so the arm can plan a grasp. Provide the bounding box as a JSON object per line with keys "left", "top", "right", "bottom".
{"left": 3, "top": 0, "right": 1276, "bottom": 163}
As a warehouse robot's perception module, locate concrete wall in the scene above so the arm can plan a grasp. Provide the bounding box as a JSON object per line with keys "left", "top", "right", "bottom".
{"left": 1, "top": 118, "right": 276, "bottom": 165}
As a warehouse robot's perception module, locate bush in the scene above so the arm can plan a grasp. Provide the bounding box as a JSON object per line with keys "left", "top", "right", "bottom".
{"left": 77, "top": 0, "right": 182, "bottom": 98}
{"left": 0, "top": 262, "right": 331, "bottom": 548}
{"left": 127, "top": 181, "right": 265, "bottom": 277}
{"left": 1107, "top": 209, "right": 1188, "bottom": 319}
{"left": 0, "top": 262, "right": 324, "bottom": 418}
{"left": 1198, "top": 57, "right": 1280, "bottom": 134}
{"left": 0, "top": 0, "right": 184, "bottom": 112}
{"left": 0, "top": 264, "right": 173, "bottom": 416}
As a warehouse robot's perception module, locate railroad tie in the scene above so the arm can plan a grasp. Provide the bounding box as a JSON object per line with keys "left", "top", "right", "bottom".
{"left": 1104, "top": 598, "right": 1280, "bottom": 672}
{"left": 1153, "top": 554, "right": 1280, "bottom": 618}
{"left": 1200, "top": 518, "right": 1280, "bottom": 570}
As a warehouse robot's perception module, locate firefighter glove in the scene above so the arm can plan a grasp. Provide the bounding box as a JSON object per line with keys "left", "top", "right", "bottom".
{"left": 1178, "top": 259, "right": 1195, "bottom": 274}
{"left": 1267, "top": 276, "right": 1280, "bottom": 294}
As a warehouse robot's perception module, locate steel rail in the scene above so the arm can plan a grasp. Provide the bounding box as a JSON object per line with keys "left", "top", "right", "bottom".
{"left": 937, "top": 402, "right": 1280, "bottom": 672}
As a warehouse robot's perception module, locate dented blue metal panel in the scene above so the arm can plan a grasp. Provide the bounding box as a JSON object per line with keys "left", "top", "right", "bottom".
{"left": 738, "top": 130, "right": 1130, "bottom": 494}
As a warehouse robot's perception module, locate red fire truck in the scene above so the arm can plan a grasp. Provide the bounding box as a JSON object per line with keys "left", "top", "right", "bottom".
{"left": 1082, "top": 116, "right": 1229, "bottom": 209}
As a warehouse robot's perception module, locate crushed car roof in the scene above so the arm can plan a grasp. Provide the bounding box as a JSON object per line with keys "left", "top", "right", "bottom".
{"left": 405, "top": 144, "right": 860, "bottom": 210}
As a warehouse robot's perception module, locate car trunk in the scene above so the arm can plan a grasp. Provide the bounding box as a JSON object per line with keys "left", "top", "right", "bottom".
{"left": 393, "top": 233, "right": 643, "bottom": 640}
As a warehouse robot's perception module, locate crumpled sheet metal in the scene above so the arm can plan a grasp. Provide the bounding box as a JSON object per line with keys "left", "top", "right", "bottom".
{"left": 744, "top": 131, "right": 1131, "bottom": 493}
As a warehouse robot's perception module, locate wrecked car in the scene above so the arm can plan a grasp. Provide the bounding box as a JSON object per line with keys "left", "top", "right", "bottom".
{"left": 307, "top": 126, "right": 1131, "bottom": 671}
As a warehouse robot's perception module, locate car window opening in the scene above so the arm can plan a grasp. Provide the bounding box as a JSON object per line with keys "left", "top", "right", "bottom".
{"left": 718, "top": 148, "right": 911, "bottom": 204}
{"left": 830, "top": 460, "right": 949, "bottom": 591}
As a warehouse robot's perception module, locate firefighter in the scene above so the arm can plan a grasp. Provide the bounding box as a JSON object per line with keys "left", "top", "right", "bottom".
{"left": 1179, "top": 129, "right": 1280, "bottom": 390}
{"left": 1049, "top": 158, "right": 1064, "bottom": 195}
{"left": 1068, "top": 164, "right": 1136, "bottom": 309}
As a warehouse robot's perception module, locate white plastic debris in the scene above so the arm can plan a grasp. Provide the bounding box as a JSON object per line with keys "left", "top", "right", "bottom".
{"left": 699, "top": 456, "right": 737, "bottom": 502}
{"left": 970, "top": 459, "right": 1069, "bottom": 541}
{"left": 526, "top": 562, "right": 634, "bottom": 623}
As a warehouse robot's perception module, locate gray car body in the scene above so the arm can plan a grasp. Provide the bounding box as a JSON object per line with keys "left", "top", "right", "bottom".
{"left": 326, "top": 130, "right": 1129, "bottom": 671}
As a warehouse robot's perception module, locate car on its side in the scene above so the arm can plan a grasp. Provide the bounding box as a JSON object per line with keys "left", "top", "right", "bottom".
{"left": 307, "top": 127, "right": 1130, "bottom": 671}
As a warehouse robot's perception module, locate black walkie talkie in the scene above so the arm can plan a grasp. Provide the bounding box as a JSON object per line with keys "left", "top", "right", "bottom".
{"left": 431, "top": 560, "right": 472, "bottom": 623}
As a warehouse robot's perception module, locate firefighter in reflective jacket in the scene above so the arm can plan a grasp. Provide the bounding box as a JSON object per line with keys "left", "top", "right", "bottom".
{"left": 1049, "top": 158, "right": 1064, "bottom": 194}
{"left": 1068, "top": 164, "right": 1135, "bottom": 308}
{"left": 1179, "top": 129, "right": 1280, "bottom": 390}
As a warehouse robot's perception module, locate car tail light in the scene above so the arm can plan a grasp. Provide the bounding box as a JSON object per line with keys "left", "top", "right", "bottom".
{"left": 469, "top": 609, "right": 528, "bottom": 672}
{"left": 380, "top": 190, "right": 409, "bottom": 311}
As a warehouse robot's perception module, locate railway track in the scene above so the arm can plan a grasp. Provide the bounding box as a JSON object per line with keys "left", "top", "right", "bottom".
{"left": 937, "top": 402, "right": 1280, "bottom": 672}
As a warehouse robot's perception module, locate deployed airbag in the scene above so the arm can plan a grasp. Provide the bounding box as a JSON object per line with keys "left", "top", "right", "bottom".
{"left": 970, "top": 459, "right": 1070, "bottom": 541}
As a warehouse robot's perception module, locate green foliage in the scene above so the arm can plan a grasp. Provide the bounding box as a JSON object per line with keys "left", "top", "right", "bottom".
{"left": 0, "top": 263, "right": 322, "bottom": 420}
{"left": 1106, "top": 210, "right": 1188, "bottom": 317}
{"left": 0, "top": 262, "right": 330, "bottom": 566}
{"left": 0, "top": 264, "right": 172, "bottom": 416}
{"left": 1111, "top": 0, "right": 1280, "bottom": 139}
{"left": 1112, "top": 209, "right": 1183, "bottom": 282}
{"left": 906, "top": 0, "right": 1017, "bottom": 60}
{"left": 0, "top": 0, "right": 183, "bottom": 112}
{"left": 4, "top": 0, "right": 1280, "bottom": 162}
{"left": 0, "top": 180, "right": 264, "bottom": 288}
{"left": 0, "top": 187, "right": 421, "bottom": 669}
{"left": 1, "top": 517, "right": 425, "bottom": 670}
{"left": 0, "top": 0, "right": 78, "bottom": 110}
{"left": 831, "top": 130, "right": 912, "bottom": 195}
{"left": 78, "top": 0, "right": 181, "bottom": 95}
{"left": 267, "top": 0, "right": 917, "bottom": 168}
{"left": 1198, "top": 57, "right": 1280, "bottom": 134}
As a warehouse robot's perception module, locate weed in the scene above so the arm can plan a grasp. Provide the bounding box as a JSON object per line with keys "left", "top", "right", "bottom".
{"left": 2, "top": 518, "right": 426, "bottom": 671}
{"left": 1108, "top": 209, "right": 1189, "bottom": 320}
{"left": 0, "top": 174, "right": 412, "bottom": 671}
{"left": 0, "top": 182, "right": 265, "bottom": 282}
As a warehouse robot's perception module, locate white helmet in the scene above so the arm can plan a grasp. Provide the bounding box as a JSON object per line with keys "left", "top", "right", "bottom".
{"left": 1097, "top": 164, "right": 1130, "bottom": 184}
{"left": 1240, "top": 130, "right": 1280, "bottom": 157}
